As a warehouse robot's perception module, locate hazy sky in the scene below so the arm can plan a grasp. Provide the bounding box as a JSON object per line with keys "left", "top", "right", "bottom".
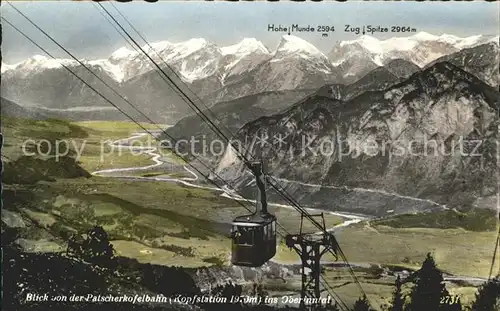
{"left": 2, "top": 1, "right": 499, "bottom": 64}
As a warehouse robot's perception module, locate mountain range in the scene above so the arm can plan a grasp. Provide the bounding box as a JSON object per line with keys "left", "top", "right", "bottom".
{"left": 425, "top": 42, "right": 500, "bottom": 87}
{"left": 2, "top": 33, "right": 498, "bottom": 123}
{"left": 214, "top": 62, "right": 499, "bottom": 216}
{"left": 163, "top": 57, "right": 421, "bottom": 156}
{"left": 2, "top": 31, "right": 499, "bottom": 217}
{"left": 3, "top": 32, "right": 496, "bottom": 84}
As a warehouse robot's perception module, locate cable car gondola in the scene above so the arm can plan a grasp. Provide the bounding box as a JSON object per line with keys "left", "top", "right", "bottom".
{"left": 231, "top": 161, "right": 276, "bottom": 267}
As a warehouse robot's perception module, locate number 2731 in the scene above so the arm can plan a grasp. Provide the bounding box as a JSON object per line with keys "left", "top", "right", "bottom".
{"left": 440, "top": 295, "right": 460, "bottom": 305}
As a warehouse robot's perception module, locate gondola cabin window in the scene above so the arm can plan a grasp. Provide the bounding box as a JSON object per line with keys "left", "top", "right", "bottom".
{"left": 270, "top": 221, "right": 275, "bottom": 239}
{"left": 233, "top": 225, "right": 255, "bottom": 245}
{"left": 263, "top": 222, "right": 275, "bottom": 240}
{"left": 232, "top": 222, "right": 276, "bottom": 245}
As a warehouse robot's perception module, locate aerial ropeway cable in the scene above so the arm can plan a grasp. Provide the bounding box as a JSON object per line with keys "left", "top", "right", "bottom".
{"left": 95, "top": 2, "right": 373, "bottom": 306}
{"left": 105, "top": 2, "right": 231, "bottom": 140}
{"left": 3, "top": 12, "right": 353, "bottom": 311}
{"left": 95, "top": 3, "right": 238, "bottom": 157}
{"left": 1, "top": 13, "right": 259, "bottom": 224}
{"left": 5, "top": 2, "right": 366, "bottom": 309}
{"left": 488, "top": 225, "right": 500, "bottom": 280}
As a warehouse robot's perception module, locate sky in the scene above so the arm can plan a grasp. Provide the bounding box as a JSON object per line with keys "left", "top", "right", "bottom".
{"left": 1, "top": 1, "right": 499, "bottom": 64}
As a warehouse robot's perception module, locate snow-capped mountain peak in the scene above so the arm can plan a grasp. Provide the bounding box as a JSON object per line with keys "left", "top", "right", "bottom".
{"left": 411, "top": 31, "right": 440, "bottom": 41}
{"left": 100, "top": 38, "right": 219, "bottom": 82}
{"left": 20, "top": 55, "right": 77, "bottom": 70}
{"left": 110, "top": 46, "right": 138, "bottom": 61}
{"left": 1, "top": 62, "right": 17, "bottom": 73}
{"left": 0, "top": 55, "right": 79, "bottom": 80}
{"left": 487, "top": 35, "right": 499, "bottom": 45}
{"left": 337, "top": 32, "right": 487, "bottom": 57}
{"left": 331, "top": 32, "right": 494, "bottom": 71}
{"left": 106, "top": 46, "right": 145, "bottom": 82}
{"left": 274, "top": 35, "right": 327, "bottom": 59}
{"left": 221, "top": 38, "right": 269, "bottom": 56}
{"left": 339, "top": 35, "right": 419, "bottom": 58}
{"left": 168, "top": 38, "right": 213, "bottom": 59}
{"left": 143, "top": 40, "right": 172, "bottom": 54}
{"left": 4, "top": 32, "right": 497, "bottom": 87}
{"left": 340, "top": 35, "right": 384, "bottom": 53}
{"left": 218, "top": 38, "right": 271, "bottom": 81}
{"left": 409, "top": 32, "right": 483, "bottom": 48}
{"left": 435, "top": 33, "right": 483, "bottom": 48}
{"left": 88, "top": 59, "right": 124, "bottom": 82}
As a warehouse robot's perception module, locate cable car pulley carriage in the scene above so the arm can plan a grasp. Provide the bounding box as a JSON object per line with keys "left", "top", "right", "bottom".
{"left": 230, "top": 161, "right": 277, "bottom": 267}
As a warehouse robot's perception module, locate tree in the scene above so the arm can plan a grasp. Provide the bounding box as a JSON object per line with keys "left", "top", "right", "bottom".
{"left": 353, "top": 295, "right": 374, "bottom": 311}
{"left": 80, "top": 226, "right": 115, "bottom": 266}
{"left": 471, "top": 277, "right": 500, "bottom": 311}
{"left": 2, "top": 227, "right": 21, "bottom": 249}
{"left": 67, "top": 233, "right": 84, "bottom": 257}
{"left": 250, "top": 281, "right": 268, "bottom": 305}
{"left": 390, "top": 275, "right": 405, "bottom": 311}
{"left": 406, "top": 253, "right": 449, "bottom": 311}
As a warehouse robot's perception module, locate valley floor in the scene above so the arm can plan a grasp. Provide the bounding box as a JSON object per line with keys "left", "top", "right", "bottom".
{"left": 2, "top": 119, "right": 498, "bottom": 311}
